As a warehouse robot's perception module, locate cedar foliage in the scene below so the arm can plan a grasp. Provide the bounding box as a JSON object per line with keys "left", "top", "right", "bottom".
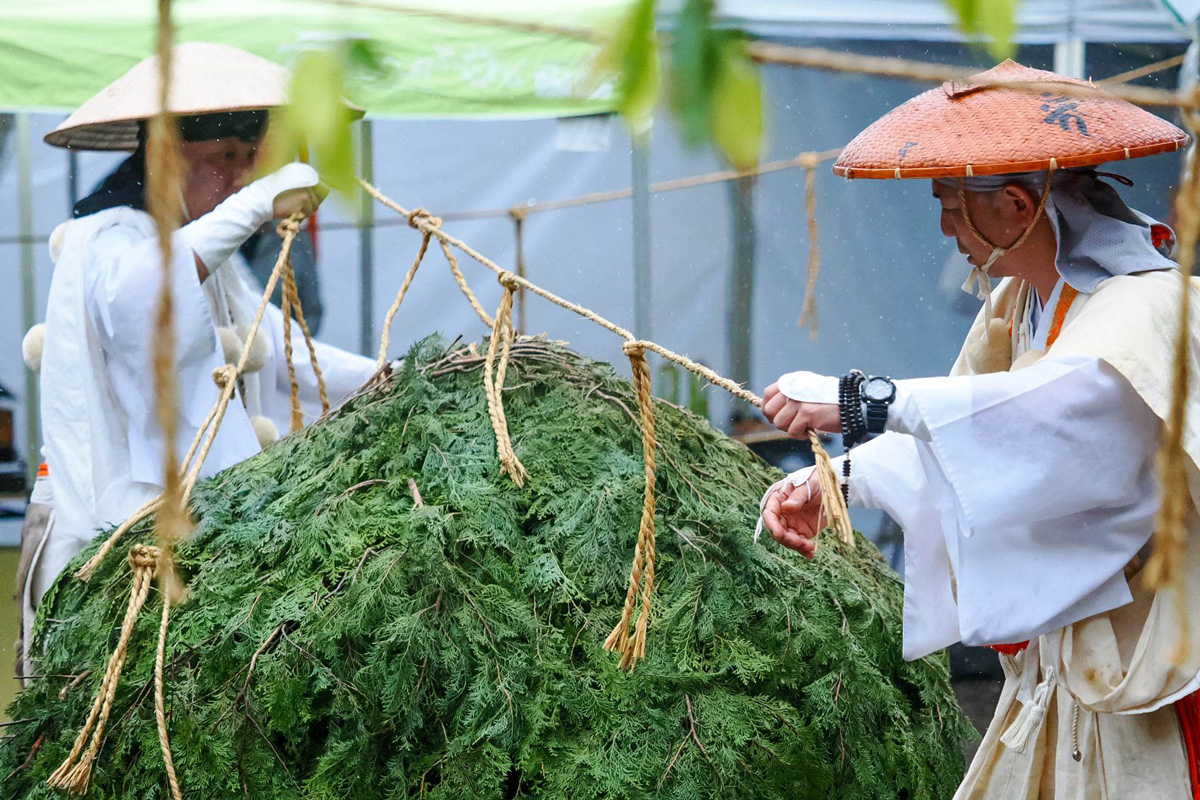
{"left": 2, "top": 337, "right": 973, "bottom": 799}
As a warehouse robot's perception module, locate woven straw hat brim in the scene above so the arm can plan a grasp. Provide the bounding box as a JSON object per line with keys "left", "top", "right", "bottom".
{"left": 832, "top": 59, "right": 1190, "bottom": 180}
{"left": 46, "top": 42, "right": 363, "bottom": 151}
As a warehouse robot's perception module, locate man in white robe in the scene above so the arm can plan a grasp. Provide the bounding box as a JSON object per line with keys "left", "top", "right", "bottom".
{"left": 759, "top": 61, "right": 1200, "bottom": 798}
{"left": 21, "top": 44, "right": 377, "bottom": 673}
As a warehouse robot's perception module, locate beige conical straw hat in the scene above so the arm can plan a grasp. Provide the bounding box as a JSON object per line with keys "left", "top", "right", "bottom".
{"left": 47, "top": 43, "right": 292, "bottom": 151}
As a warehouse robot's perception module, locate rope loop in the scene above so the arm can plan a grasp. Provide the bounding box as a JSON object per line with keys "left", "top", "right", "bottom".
{"left": 622, "top": 339, "right": 650, "bottom": 357}
{"left": 406, "top": 207, "right": 442, "bottom": 230}
{"left": 212, "top": 364, "right": 236, "bottom": 388}
{"left": 129, "top": 544, "right": 162, "bottom": 573}
{"left": 797, "top": 151, "right": 822, "bottom": 170}
{"left": 498, "top": 271, "right": 521, "bottom": 292}
{"left": 276, "top": 213, "right": 303, "bottom": 238}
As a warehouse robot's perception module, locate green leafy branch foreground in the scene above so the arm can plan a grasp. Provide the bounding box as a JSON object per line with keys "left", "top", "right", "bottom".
{"left": 2, "top": 337, "right": 973, "bottom": 799}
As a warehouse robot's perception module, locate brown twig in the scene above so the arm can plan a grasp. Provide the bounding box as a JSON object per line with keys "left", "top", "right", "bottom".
{"left": 58, "top": 670, "right": 92, "bottom": 700}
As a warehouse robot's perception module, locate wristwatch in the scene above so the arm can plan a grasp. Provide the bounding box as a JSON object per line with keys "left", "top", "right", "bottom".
{"left": 860, "top": 375, "right": 897, "bottom": 435}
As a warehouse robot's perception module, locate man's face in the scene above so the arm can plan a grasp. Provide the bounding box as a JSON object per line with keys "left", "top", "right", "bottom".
{"left": 931, "top": 180, "right": 1008, "bottom": 269}
{"left": 180, "top": 137, "right": 260, "bottom": 219}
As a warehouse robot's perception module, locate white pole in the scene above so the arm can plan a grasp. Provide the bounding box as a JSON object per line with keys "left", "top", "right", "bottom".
{"left": 17, "top": 112, "right": 38, "bottom": 487}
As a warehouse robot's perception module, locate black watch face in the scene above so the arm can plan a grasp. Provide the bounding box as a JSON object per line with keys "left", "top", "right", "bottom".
{"left": 863, "top": 377, "right": 893, "bottom": 402}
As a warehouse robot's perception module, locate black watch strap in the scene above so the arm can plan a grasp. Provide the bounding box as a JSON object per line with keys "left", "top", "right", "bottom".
{"left": 865, "top": 402, "right": 889, "bottom": 434}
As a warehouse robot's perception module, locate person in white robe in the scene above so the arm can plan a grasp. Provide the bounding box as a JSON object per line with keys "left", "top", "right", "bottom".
{"left": 758, "top": 62, "right": 1200, "bottom": 798}
{"left": 19, "top": 44, "right": 377, "bottom": 675}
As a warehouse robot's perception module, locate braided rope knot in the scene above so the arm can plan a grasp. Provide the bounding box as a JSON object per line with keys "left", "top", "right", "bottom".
{"left": 498, "top": 271, "right": 521, "bottom": 292}
{"left": 276, "top": 214, "right": 303, "bottom": 238}
{"left": 406, "top": 207, "right": 442, "bottom": 230}
{"left": 622, "top": 340, "right": 650, "bottom": 357}
{"left": 212, "top": 364, "right": 236, "bottom": 388}
{"left": 797, "top": 151, "right": 822, "bottom": 170}
{"left": 129, "top": 544, "right": 162, "bottom": 573}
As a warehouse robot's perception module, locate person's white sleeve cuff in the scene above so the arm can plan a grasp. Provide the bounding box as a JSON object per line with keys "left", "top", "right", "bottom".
{"left": 882, "top": 382, "right": 931, "bottom": 440}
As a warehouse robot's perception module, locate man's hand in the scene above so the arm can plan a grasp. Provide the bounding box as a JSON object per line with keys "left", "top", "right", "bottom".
{"left": 761, "top": 474, "right": 825, "bottom": 559}
{"left": 272, "top": 182, "right": 328, "bottom": 220}
{"left": 762, "top": 381, "right": 842, "bottom": 439}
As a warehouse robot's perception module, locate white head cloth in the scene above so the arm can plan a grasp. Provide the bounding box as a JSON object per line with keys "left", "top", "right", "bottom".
{"left": 936, "top": 169, "right": 1177, "bottom": 315}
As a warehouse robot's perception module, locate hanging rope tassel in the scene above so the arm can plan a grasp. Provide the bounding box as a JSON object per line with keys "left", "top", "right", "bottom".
{"left": 604, "top": 341, "right": 659, "bottom": 670}
{"left": 484, "top": 272, "right": 530, "bottom": 486}
{"left": 797, "top": 152, "right": 823, "bottom": 338}
{"left": 809, "top": 431, "right": 855, "bottom": 547}
{"left": 49, "top": 545, "right": 161, "bottom": 795}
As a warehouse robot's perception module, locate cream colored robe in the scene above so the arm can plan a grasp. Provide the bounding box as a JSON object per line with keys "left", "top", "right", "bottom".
{"left": 955, "top": 271, "right": 1200, "bottom": 800}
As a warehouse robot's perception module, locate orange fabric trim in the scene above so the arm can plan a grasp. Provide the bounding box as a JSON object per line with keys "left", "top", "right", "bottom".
{"left": 37, "top": 462, "right": 48, "bottom": 478}
{"left": 1045, "top": 284, "right": 1079, "bottom": 349}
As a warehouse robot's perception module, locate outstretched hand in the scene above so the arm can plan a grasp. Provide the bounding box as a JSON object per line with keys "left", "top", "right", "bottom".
{"left": 761, "top": 472, "right": 825, "bottom": 559}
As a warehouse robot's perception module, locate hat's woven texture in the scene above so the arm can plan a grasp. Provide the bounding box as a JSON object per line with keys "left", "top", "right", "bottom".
{"left": 46, "top": 43, "right": 291, "bottom": 152}
{"left": 833, "top": 60, "right": 1190, "bottom": 180}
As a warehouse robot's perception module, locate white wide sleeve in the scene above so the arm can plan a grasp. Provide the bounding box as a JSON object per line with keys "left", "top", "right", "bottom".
{"left": 87, "top": 224, "right": 259, "bottom": 487}
{"left": 848, "top": 356, "right": 1160, "bottom": 659}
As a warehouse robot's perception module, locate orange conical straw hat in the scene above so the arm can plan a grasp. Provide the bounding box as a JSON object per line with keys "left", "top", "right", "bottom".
{"left": 47, "top": 43, "right": 291, "bottom": 151}
{"left": 832, "top": 59, "right": 1189, "bottom": 180}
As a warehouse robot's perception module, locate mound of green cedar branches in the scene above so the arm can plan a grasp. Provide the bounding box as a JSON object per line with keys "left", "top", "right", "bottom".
{"left": 2, "top": 337, "right": 972, "bottom": 799}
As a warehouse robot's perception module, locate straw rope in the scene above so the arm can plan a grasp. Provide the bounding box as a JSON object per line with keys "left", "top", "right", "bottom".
{"left": 280, "top": 264, "right": 304, "bottom": 433}
{"left": 1146, "top": 104, "right": 1200, "bottom": 665}
{"left": 48, "top": 546, "right": 161, "bottom": 795}
{"left": 284, "top": 259, "right": 330, "bottom": 415}
{"left": 746, "top": 41, "right": 1189, "bottom": 109}
{"left": 378, "top": 228, "right": 432, "bottom": 369}
{"left": 603, "top": 342, "right": 658, "bottom": 669}
{"left": 439, "top": 237, "right": 494, "bottom": 328}
{"left": 141, "top": 6, "right": 188, "bottom": 797}
{"left": 1097, "top": 53, "right": 1187, "bottom": 86}
{"left": 155, "top": 597, "right": 182, "bottom": 800}
{"left": 144, "top": 0, "right": 188, "bottom": 610}
{"left": 797, "top": 153, "right": 822, "bottom": 337}
{"left": 361, "top": 179, "right": 854, "bottom": 668}
{"left": 482, "top": 272, "right": 530, "bottom": 486}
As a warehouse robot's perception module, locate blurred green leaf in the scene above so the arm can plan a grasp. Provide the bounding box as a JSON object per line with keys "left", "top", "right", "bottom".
{"left": 670, "top": 0, "right": 718, "bottom": 147}
{"left": 977, "top": 0, "right": 1018, "bottom": 59}
{"left": 259, "top": 47, "right": 358, "bottom": 198}
{"left": 594, "top": 0, "right": 660, "bottom": 132}
{"left": 345, "top": 38, "right": 387, "bottom": 77}
{"left": 944, "top": 0, "right": 1018, "bottom": 60}
{"left": 712, "top": 38, "right": 763, "bottom": 171}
